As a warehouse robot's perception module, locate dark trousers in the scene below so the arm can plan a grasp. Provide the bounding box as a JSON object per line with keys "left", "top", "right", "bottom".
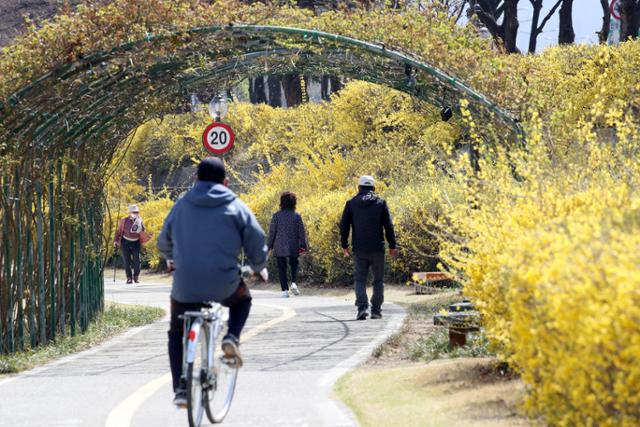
{"left": 120, "top": 238, "right": 141, "bottom": 279}
{"left": 354, "top": 251, "right": 385, "bottom": 314}
{"left": 276, "top": 256, "right": 299, "bottom": 291}
{"left": 168, "top": 280, "right": 252, "bottom": 392}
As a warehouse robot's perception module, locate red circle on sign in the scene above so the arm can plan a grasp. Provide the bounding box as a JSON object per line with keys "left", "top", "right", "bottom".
{"left": 202, "top": 122, "right": 235, "bottom": 155}
{"left": 611, "top": 0, "right": 621, "bottom": 20}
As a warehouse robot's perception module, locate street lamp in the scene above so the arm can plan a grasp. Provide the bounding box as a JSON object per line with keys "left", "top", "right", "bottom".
{"left": 208, "top": 95, "right": 228, "bottom": 122}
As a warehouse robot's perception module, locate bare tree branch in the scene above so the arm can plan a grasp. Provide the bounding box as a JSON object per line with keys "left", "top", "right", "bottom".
{"left": 454, "top": 0, "right": 468, "bottom": 22}
{"left": 537, "top": 0, "right": 563, "bottom": 34}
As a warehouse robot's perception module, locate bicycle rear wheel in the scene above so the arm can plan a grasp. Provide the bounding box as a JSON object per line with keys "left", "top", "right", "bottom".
{"left": 186, "top": 323, "right": 207, "bottom": 427}
{"left": 205, "top": 338, "right": 239, "bottom": 423}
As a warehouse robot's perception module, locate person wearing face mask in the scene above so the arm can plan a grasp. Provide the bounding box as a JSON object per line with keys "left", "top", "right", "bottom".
{"left": 114, "top": 204, "right": 145, "bottom": 284}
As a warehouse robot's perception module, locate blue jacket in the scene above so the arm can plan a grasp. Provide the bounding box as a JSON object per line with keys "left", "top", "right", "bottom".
{"left": 157, "top": 181, "right": 268, "bottom": 303}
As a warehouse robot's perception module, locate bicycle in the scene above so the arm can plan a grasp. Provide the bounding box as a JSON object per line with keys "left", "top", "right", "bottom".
{"left": 179, "top": 303, "right": 239, "bottom": 427}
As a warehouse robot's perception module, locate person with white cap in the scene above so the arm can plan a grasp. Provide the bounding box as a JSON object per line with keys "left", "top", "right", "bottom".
{"left": 340, "top": 175, "right": 397, "bottom": 320}
{"left": 114, "top": 204, "right": 146, "bottom": 284}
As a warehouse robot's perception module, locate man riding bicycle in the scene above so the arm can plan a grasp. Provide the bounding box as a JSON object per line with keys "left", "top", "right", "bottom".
{"left": 157, "top": 157, "right": 268, "bottom": 407}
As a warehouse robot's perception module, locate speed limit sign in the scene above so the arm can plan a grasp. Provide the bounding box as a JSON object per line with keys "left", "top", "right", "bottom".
{"left": 202, "top": 122, "right": 235, "bottom": 155}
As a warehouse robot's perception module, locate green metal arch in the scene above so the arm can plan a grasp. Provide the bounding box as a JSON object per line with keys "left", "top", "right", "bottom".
{"left": 0, "top": 22, "right": 524, "bottom": 355}
{"left": 3, "top": 24, "right": 522, "bottom": 143}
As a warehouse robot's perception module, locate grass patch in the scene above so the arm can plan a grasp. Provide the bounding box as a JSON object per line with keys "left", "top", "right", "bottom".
{"left": 409, "top": 328, "right": 492, "bottom": 361}
{"left": 371, "top": 291, "right": 479, "bottom": 362}
{"left": 335, "top": 360, "right": 527, "bottom": 427}
{"left": 0, "top": 302, "right": 164, "bottom": 374}
{"left": 336, "top": 289, "right": 520, "bottom": 426}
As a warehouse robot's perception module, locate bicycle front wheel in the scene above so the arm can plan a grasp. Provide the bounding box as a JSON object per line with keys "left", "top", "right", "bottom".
{"left": 205, "top": 340, "right": 239, "bottom": 423}
{"left": 186, "top": 324, "right": 207, "bottom": 427}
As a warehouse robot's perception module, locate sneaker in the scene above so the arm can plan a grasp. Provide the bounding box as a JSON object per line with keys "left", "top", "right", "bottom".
{"left": 173, "top": 388, "right": 187, "bottom": 408}
{"left": 370, "top": 312, "right": 382, "bottom": 319}
{"left": 134, "top": 276, "right": 139, "bottom": 284}
{"left": 356, "top": 308, "right": 369, "bottom": 320}
{"left": 221, "top": 335, "right": 243, "bottom": 368}
{"left": 126, "top": 278, "right": 133, "bottom": 284}
{"left": 281, "top": 290, "right": 289, "bottom": 298}
{"left": 290, "top": 283, "right": 300, "bottom": 296}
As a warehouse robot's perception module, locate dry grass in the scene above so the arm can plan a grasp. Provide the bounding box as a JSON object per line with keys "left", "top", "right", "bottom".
{"left": 335, "top": 359, "right": 527, "bottom": 427}
{"left": 332, "top": 285, "right": 530, "bottom": 426}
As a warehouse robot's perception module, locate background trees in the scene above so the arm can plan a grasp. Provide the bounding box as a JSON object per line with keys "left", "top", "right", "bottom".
{"left": 619, "top": 0, "right": 640, "bottom": 40}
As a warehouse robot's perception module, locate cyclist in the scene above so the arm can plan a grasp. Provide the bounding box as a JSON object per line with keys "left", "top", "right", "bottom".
{"left": 157, "top": 157, "right": 268, "bottom": 407}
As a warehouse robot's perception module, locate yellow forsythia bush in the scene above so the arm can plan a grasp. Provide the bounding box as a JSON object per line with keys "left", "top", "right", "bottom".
{"left": 507, "top": 187, "right": 640, "bottom": 426}
{"left": 440, "top": 91, "right": 640, "bottom": 424}
{"left": 115, "top": 81, "right": 460, "bottom": 281}
{"left": 452, "top": 172, "right": 640, "bottom": 425}
{"left": 137, "top": 196, "right": 175, "bottom": 269}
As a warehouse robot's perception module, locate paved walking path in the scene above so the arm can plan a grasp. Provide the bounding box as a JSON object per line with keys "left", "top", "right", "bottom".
{"left": 0, "top": 279, "right": 405, "bottom": 426}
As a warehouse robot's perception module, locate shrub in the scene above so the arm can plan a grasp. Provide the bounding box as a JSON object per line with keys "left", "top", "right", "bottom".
{"left": 440, "top": 75, "right": 640, "bottom": 424}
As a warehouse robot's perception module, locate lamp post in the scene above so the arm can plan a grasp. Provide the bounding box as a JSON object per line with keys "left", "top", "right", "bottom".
{"left": 208, "top": 95, "right": 228, "bottom": 122}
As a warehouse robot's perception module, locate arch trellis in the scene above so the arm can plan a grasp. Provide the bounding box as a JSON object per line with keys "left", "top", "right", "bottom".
{"left": 0, "top": 24, "right": 520, "bottom": 353}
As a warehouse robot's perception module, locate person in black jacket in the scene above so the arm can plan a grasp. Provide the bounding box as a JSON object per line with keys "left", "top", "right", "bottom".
{"left": 339, "top": 175, "right": 397, "bottom": 320}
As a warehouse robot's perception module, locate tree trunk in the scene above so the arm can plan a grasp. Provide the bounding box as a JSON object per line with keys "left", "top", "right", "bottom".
{"left": 502, "top": 0, "right": 520, "bottom": 53}
{"left": 250, "top": 77, "right": 268, "bottom": 105}
{"left": 330, "top": 76, "right": 342, "bottom": 93}
{"left": 267, "top": 76, "right": 282, "bottom": 107}
{"left": 558, "top": 0, "right": 575, "bottom": 44}
{"left": 321, "top": 75, "right": 330, "bottom": 101}
{"left": 282, "top": 74, "right": 303, "bottom": 107}
{"left": 620, "top": 0, "right": 640, "bottom": 40}
{"left": 473, "top": 0, "right": 520, "bottom": 53}
{"left": 599, "top": 0, "right": 611, "bottom": 43}
{"left": 528, "top": 0, "right": 543, "bottom": 53}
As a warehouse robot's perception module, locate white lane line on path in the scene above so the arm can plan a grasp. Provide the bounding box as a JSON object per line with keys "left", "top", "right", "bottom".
{"left": 104, "top": 302, "right": 296, "bottom": 427}
{"left": 316, "top": 305, "right": 406, "bottom": 427}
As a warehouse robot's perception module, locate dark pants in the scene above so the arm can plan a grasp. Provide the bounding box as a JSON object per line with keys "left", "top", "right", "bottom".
{"left": 120, "top": 238, "right": 141, "bottom": 280}
{"left": 276, "top": 256, "right": 299, "bottom": 291}
{"left": 168, "top": 280, "right": 252, "bottom": 392}
{"left": 354, "top": 251, "right": 385, "bottom": 314}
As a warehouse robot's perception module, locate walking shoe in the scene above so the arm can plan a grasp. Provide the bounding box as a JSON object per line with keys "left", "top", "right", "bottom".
{"left": 281, "top": 290, "right": 289, "bottom": 298}
{"left": 370, "top": 312, "right": 382, "bottom": 319}
{"left": 290, "top": 283, "right": 300, "bottom": 296}
{"left": 356, "top": 308, "right": 369, "bottom": 320}
{"left": 173, "top": 388, "right": 187, "bottom": 408}
{"left": 134, "top": 276, "right": 139, "bottom": 283}
{"left": 221, "top": 335, "right": 243, "bottom": 368}
{"left": 126, "top": 278, "right": 133, "bottom": 284}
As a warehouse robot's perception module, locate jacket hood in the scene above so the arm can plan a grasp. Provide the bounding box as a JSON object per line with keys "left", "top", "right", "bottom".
{"left": 185, "top": 181, "right": 237, "bottom": 207}
{"left": 356, "top": 190, "right": 380, "bottom": 206}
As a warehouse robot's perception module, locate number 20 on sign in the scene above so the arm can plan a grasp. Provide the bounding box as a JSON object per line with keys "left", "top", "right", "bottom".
{"left": 202, "top": 122, "right": 235, "bottom": 155}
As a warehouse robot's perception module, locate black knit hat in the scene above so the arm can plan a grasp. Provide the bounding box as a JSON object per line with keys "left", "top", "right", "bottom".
{"left": 197, "top": 157, "right": 226, "bottom": 183}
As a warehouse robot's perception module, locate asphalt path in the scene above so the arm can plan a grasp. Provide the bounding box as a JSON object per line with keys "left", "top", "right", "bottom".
{"left": 0, "top": 279, "right": 405, "bottom": 427}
